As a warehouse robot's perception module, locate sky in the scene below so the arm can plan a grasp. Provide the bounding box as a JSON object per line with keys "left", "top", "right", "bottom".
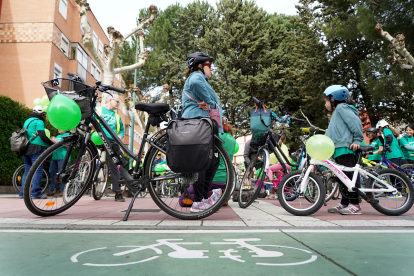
{"left": 87, "top": 0, "right": 300, "bottom": 39}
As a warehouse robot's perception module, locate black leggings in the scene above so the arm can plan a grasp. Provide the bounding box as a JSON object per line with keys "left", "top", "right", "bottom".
{"left": 193, "top": 162, "right": 220, "bottom": 202}
{"left": 335, "top": 154, "right": 360, "bottom": 205}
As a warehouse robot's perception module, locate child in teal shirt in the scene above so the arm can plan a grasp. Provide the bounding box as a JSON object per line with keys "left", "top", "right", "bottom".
{"left": 366, "top": 127, "right": 384, "bottom": 162}
{"left": 400, "top": 124, "right": 414, "bottom": 165}
{"left": 323, "top": 85, "right": 364, "bottom": 215}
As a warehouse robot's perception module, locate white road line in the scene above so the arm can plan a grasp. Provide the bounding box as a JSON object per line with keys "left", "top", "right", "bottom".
{"left": 1, "top": 229, "right": 414, "bottom": 234}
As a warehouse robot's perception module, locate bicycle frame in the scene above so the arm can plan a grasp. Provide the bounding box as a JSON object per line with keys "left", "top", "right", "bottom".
{"left": 301, "top": 158, "right": 398, "bottom": 194}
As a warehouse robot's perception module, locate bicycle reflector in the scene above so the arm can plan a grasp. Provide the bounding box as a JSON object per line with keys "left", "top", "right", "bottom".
{"left": 45, "top": 201, "right": 55, "bottom": 207}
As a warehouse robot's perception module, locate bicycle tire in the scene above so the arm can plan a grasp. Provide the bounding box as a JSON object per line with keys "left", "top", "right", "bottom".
{"left": 366, "top": 169, "right": 414, "bottom": 216}
{"left": 13, "top": 164, "right": 49, "bottom": 194}
{"left": 324, "top": 172, "right": 339, "bottom": 202}
{"left": 144, "top": 134, "right": 234, "bottom": 220}
{"left": 278, "top": 170, "right": 325, "bottom": 216}
{"left": 24, "top": 139, "right": 97, "bottom": 217}
{"left": 238, "top": 149, "right": 266, "bottom": 208}
{"left": 400, "top": 164, "right": 414, "bottom": 184}
{"left": 92, "top": 162, "right": 109, "bottom": 200}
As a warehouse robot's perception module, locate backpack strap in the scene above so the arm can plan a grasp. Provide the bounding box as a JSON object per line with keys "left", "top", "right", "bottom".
{"left": 96, "top": 107, "right": 120, "bottom": 134}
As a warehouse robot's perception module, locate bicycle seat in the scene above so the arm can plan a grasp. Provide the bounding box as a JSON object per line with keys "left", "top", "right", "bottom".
{"left": 135, "top": 103, "right": 170, "bottom": 114}
{"left": 359, "top": 146, "right": 375, "bottom": 152}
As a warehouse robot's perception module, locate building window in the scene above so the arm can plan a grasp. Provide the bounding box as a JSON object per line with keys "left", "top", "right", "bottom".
{"left": 77, "top": 46, "right": 88, "bottom": 82}
{"left": 54, "top": 63, "right": 63, "bottom": 87}
{"left": 60, "top": 34, "right": 69, "bottom": 57}
{"left": 91, "top": 61, "right": 96, "bottom": 77}
{"left": 98, "top": 41, "right": 104, "bottom": 57}
{"left": 122, "top": 102, "right": 127, "bottom": 115}
{"left": 93, "top": 31, "right": 98, "bottom": 50}
{"left": 115, "top": 74, "right": 120, "bottom": 80}
{"left": 59, "top": 0, "right": 68, "bottom": 20}
{"left": 96, "top": 68, "right": 101, "bottom": 81}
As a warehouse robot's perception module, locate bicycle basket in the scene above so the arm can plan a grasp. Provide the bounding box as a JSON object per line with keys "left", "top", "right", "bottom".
{"left": 42, "top": 78, "right": 92, "bottom": 114}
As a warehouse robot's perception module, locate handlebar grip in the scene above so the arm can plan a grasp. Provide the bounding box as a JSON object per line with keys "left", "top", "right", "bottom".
{"left": 300, "top": 127, "right": 310, "bottom": 133}
{"left": 252, "top": 97, "right": 260, "bottom": 105}
{"left": 290, "top": 117, "right": 306, "bottom": 123}
{"left": 108, "top": 85, "right": 126, "bottom": 94}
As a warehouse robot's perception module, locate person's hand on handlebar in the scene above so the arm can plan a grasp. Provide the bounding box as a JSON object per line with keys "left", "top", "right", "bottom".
{"left": 350, "top": 143, "right": 360, "bottom": 150}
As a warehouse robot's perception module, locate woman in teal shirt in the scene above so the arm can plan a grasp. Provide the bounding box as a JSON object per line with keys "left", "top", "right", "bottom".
{"left": 400, "top": 124, "right": 414, "bottom": 164}
{"left": 366, "top": 127, "right": 384, "bottom": 162}
{"left": 376, "top": 120, "right": 404, "bottom": 165}
{"left": 182, "top": 52, "right": 223, "bottom": 213}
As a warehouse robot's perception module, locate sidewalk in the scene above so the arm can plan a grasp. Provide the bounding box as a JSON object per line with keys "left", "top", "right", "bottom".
{"left": 1, "top": 195, "right": 414, "bottom": 229}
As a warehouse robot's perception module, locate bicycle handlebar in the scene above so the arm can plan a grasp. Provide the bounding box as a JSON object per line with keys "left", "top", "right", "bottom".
{"left": 300, "top": 126, "right": 319, "bottom": 133}
{"left": 252, "top": 97, "right": 261, "bottom": 105}
{"left": 290, "top": 117, "right": 306, "bottom": 123}
{"left": 97, "top": 83, "right": 126, "bottom": 94}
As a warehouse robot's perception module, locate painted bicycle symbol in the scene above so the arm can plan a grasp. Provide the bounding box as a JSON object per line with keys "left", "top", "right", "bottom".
{"left": 71, "top": 238, "right": 317, "bottom": 267}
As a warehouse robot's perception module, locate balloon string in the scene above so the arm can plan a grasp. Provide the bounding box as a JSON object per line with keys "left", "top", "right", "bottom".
{"left": 299, "top": 109, "right": 326, "bottom": 132}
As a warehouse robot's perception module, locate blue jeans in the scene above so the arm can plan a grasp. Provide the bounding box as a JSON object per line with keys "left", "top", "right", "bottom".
{"left": 20, "top": 150, "right": 44, "bottom": 197}
{"left": 49, "top": 159, "right": 64, "bottom": 192}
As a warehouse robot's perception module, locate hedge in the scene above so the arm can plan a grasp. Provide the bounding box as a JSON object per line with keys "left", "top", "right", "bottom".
{"left": 0, "top": 95, "right": 58, "bottom": 185}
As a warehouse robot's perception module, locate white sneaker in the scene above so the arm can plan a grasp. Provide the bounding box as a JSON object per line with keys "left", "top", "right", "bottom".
{"left": 190, "top": 199, "right": 213, "bottom": 213}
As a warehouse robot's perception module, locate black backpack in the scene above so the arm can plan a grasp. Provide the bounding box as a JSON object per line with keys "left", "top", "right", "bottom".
{"left": 9, "top": 119, "right": 39, "bottom": 152}
{"left": 166, "top": 117, "right": 218, "bottom": 173}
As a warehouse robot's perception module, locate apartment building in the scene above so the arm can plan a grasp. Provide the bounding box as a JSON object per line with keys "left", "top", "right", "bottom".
{"left": 0, "top": 0, "right": 143, "bottom": 150}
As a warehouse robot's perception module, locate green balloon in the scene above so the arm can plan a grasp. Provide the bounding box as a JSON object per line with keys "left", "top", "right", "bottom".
{"left": 234, "top": 143, "right": 239, "bottom": 154}
{"left": 91, "top": 132, "right": 103, "bottom": 145}
{"left": 256, "top": 168, "right": 263, "bottom": 178}
{"left": 44, "top": 129, "right": 50, "bottom": 138}
{"left": 40, "top": 95, "right": 50, "bottom": 106}
{"left": 47, "top": 94, "right": 81, "bottom": 131}
{"left": 154, "top": 164, "right": 166, "bottom": 172}
{"left": 306, "top": 134, "right": 335, "bottom": 161}
{"left": 33, "top": 98, "right": 42, "bottom": 106}
{"left": 43, "top": 106, "right": 48, "bottom": 112}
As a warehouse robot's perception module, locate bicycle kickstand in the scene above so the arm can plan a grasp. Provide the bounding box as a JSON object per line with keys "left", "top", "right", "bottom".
{"left": 123, "top": 188, "right": 142, "bottom": 221}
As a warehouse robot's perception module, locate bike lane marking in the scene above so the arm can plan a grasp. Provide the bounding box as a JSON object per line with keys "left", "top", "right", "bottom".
{"left": 0, "top": 231, "right": 350, "bottom": 276}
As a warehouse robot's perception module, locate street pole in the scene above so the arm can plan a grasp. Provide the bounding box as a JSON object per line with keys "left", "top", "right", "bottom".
{"left": 129, "top": 36, "right": 139, "bottom": 170}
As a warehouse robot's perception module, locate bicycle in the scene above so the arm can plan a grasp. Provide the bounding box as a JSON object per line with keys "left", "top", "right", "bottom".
{"left": 12, "top": 163, "right": 49, "bottom": 194}
{"left": 23, "top": 74, "right": 234, "bottom": 220}
{"left": 238, "top": 97, "right": 306, "bottom": 208}
{"left": 279, "top": 145, "right": 414, "bottom": 216}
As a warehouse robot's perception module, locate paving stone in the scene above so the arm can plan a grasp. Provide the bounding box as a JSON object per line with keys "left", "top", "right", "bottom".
{"left": 158, "top": 220, "right": 202, "bottom": 226}
{"left": 275, "top": 215, "right": 321, "bottom": 221}
{"left": 375, "top": 220, "right": 414, "bottom": 226}
{"left": 0, "top": 218, "right": 42, "bottom": 224}
{"left": 328, "top": 220, "right": 385, "bottom": 227}
{"left": 243, "top": 220, "right": 292, "bottom": 227}
{"left": 202, "top": 221, "right": 246, "bottom": 227}
{"left": 112, "top": 220, "right": 160, "bottom": 226}
{"left": 70, "top": 219, "right": 119, "bottom": 225}
{"left": 288, "top": 220, "right": 339, "bottom": 227}
{"left": 30, "top": 219, "right": 82, "bottom": 224}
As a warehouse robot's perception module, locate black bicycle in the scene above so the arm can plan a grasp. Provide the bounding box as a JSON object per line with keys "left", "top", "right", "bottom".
{"left": 238, "top": 97, "right": 306, "bottom": 208}
{"left": 23, "top": 74, "right": 234, "bottom": 220}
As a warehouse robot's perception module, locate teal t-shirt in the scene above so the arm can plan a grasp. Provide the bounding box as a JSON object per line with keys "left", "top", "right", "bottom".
{"left": 213, "top": 132, "right": 236, "bottom": 182}
{"left": 96, "top": 107, "right": 124, "bottom": 141}
{"left": 400, "top": 135, "right": 414, "bottom": 161}
{"left": 23, "top": 118, "right": 49, "bottom": 148}
{"left": 52, "top": 133, "right": 70, "bottom": 160}
{"left": 383, "top": 128, "right": 403, "bottom": 159}
{"left": 368, "top": 138, "right": 383, "bottom": 161}
{"left": 333, "top": 147, "right": 355, "bottom": 159}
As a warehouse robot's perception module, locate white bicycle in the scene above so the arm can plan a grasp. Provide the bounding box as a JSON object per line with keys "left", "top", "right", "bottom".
{"left": 278, "top": 146, "right": 414, "bottom": 216}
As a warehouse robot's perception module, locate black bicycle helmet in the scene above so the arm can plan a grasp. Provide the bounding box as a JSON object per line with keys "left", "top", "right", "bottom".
{"left": 366, "top": 127, "right": 378, "bottom": 133}
{"left": 186, "top": 52, "right": 213, "bottom": 69}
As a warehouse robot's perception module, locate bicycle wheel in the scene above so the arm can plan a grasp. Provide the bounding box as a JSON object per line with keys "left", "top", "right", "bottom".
{"left": 238, "top": 150, "right": 266, "bottom": 208}
{"left": 144, "top": 134, "right": 234, "bottom": 220}
{"left": 92, "top": 161, "right": 108, "bottom": 200}
{"left": 278, "top": 170, "right": 325, "bottom": 216}
{"left": 365, "top": 169, "right": 414, "bottom": 216}
{"left": 13, "top": 164, "right": 49, "bottom": 194}
{"left": 401, "top": 164, "right": 414, "bottom": 184}
{"left": 24, "top": 138, "right": 97, "bottom": 216}
{"left": 323, "top": 171, "right": 339, "bottom": 202}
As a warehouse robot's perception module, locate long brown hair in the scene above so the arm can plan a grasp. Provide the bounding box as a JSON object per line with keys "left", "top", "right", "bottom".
{"left": 185, "top": 68, "right": 195, "bottom": 78}
{"left": 222, "top": 118, "right": 234, "bottom": 136}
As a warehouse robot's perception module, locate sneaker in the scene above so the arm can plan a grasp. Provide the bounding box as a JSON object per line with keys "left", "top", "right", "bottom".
{"left": 55, "top": 191, "right": 63, "bottom": 197}
{"left": 46, "top": 191, "right": 55, "bottom": 196}
{"left": 328, "top": 203, "right": 347, "bottom": 213}
{"left": 115, "top": 192, "right": 125, "bottom": 202}
{"left": 190, "top": 200, "right": 212, "bottom": 213}
{"left": 18, "top": 195, "right": 23, "bottom": 199}
{"left": 387, "top": 192, "right": 402, "bottom": 198}
{"left": 209, "top": 189, "right": 222, "bottom": 204}
{"left": 32, "top": 194, "right": 47, "bottom": 199}
{"left": 339, "top": 204, "right": 362, "bottom": 215}
{"left": 268, "top": 194, "right": 277, "bottom": 200}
